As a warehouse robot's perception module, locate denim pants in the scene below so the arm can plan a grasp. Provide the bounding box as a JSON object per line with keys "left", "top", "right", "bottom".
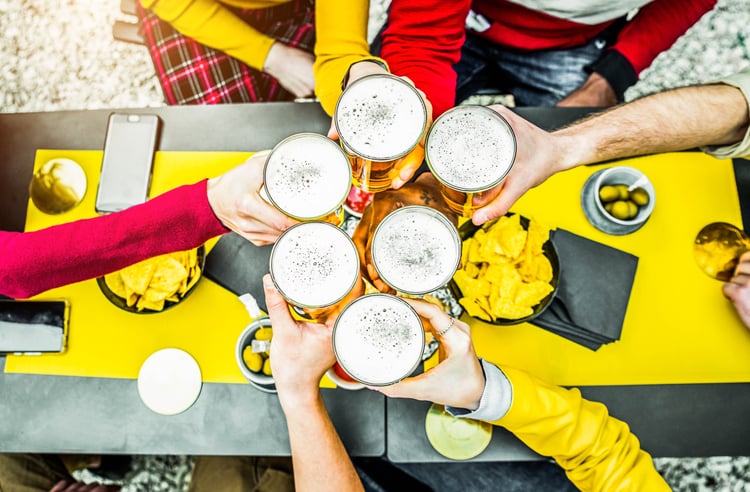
{"left": 454, "top": 32, "right": 610, "bottom": 106}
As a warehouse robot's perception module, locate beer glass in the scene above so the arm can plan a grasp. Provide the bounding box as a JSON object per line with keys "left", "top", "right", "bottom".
{"left": 263, "top": 133, "right": 352, "bottom": 226}
{"left": 371, "top": 206, "right": 461, "bottom": 295}
{"left": 332, "top": 293, "right": 425, "bottom": 386}
{"left": 269, "top": 221, "right": 361, "bottom": 322}
{"left": 425, "top": 105, "right": 516, "bottom": 217}
{"left": 334, "top": 74, "right": 428, "bottom": 193}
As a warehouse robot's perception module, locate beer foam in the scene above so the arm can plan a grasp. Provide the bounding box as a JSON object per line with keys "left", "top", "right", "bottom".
{"left": 334, "top": 295, "right": 424, "bottom": 385}
{"left": 270, "top": 223, "right": 359, "bottom": 307}
{"left": 336, "top": 75, "right": 427, "bottom": 160}
{"left": 426, "top": 106, "right": 516, "bottom": 191}
{"left": 372, "top": 207, "right": 460, "bottom": 294}
{"left": 265, "top": 135, "right": 351, "bottom": 219}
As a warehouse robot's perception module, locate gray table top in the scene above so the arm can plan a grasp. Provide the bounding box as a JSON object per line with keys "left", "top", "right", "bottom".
{"left": 2, "top": 103, "right": 750, "bottom": 459}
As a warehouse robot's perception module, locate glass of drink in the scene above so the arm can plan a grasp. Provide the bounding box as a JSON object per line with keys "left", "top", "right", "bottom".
{"left": 425, "top": 105, "right": 516, "bottom": 217}
{"left": 332, "top": 293, "right": 425, "bottom": 386}
{"left": 263, "top": 133, "right": 352, "bottom": 226}
{"left": 269, "top": 221, "right": 361, "bottom": 322}
{"left": 371, "top": 206, "right": 461, "bottom": 295}
{"left": 334, "top": 74, "right": 428, "bottom": 193}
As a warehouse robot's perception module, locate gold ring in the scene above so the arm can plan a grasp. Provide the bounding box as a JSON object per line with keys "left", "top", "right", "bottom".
{"left": 435, "top": 317, "right": 455, "bottom": 337}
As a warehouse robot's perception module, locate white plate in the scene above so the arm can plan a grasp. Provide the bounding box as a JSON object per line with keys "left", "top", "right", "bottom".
{"left": 137, "top": 348, "right": 202, "bottom": 415}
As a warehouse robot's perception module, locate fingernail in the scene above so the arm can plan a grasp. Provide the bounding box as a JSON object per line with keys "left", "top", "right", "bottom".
{"left": 262, "top": 275, "right": 275, "bottom": 290}
{"left": 365, "top": 385, "right": 380, "bottom": 392}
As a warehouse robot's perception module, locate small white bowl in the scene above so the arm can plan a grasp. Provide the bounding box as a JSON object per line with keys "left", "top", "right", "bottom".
{"left": 582, "top": 166, "right": 655, "bottom": 235}
{"left": 236, "top": 318, "right": 276, "bottom": 393}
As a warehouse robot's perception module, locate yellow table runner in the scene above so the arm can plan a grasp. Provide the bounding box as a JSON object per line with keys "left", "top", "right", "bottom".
{"left": 7, "top": 150, "right": 750, "bottom": 386}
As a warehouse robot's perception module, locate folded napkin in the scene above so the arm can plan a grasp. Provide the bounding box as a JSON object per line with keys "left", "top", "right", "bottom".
{"left": 531, "top": 229, "right": 639, "bottom": 351}
{"left": 203, "top": 232, "right": 272, "bottom": 312}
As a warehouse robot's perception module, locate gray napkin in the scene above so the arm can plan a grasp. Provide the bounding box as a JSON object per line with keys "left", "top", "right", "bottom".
{"left": 531, "top": 229, "right": 638, "bottom": 351}
{"left": 203, "top": 232, "right": 272, "bottom": 312}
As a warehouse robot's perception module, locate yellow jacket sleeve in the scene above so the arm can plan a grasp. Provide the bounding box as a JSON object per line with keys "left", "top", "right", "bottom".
{"left": 313, "top": 0, "right": 387, "bottom": 115}
{"left": 140, "top": 0, "right": 275, "bottom": 71}
{"left": 491, "top": 366, "right": 670, "bottom": 492}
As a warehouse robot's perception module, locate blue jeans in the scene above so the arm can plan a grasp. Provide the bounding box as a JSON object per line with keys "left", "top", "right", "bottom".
{"left": 455, "top": 32, "right": 609, "bottom": 106}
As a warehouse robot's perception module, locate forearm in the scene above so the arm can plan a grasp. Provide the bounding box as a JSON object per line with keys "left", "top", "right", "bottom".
{"left": 555, "top": 83, "right": 750, "bottom": 168}
{"left": 0, "top": 181, "right": 227, "bottom": 298}
{"left": 314, "top": 0, "right": 382, "bottom": 115}
{"left": 141, "top": 0, "right": 274, "bottom": 70}
{"left": 492, "top": 366, "right": 669, "bottom": 491}
{"left": 280, "top": 392, "right": 363, "bottom": 492}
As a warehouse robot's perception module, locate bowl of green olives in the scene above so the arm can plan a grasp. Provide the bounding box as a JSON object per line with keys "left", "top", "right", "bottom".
{"left": 581, "top": 166, "right": 655, "bottom": 235}
{"left": 236, "top": 317, "right": 276, "bottom": 393}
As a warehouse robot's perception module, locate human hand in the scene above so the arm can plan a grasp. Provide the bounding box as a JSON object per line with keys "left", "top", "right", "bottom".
{"left": 351, "top": 173, "right": 456, "bottom": 292}
{"left": 376, "top": 299, "right": 485, "bottom": 410}
{"left": 327, "top": 63, "right": 432, "bottom": 190}
{"left": 50, "top": 481, "right": 120, "bottom": 492}
{"left": 722, "top": 251, "right": 750, "bottom": 329}
{"left": 470, "top": 105, "right": 569, "bottom": 225}
{"left": 207, "top": 152, "right": 297, "bottom": 246}
{"left": 556, "top": 72, "right": 617, "bottom": 108}
{"left": 327, "top": 61, "right": 390, "bottom": 140}
{"left": 263, "top": 274, "right": 336, "bottom": 406}
{"left": 263, "top": 42, "right": 315, "bottom": 98}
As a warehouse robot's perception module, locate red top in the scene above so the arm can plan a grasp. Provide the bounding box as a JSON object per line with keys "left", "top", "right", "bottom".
{"left": 0, "top": 180, "right": 229, "bottom": 299}
{"left": 381, "top": 0, "right": 716, "bottom": 116}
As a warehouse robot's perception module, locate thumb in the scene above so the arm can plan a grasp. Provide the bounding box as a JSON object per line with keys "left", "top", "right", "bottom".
{"left": 263, "top": 274, "right": 294, "bottom": 325}
{"left": 472, "top": 187, "right": 520, "bottom": 225}
{"left": 378, "top": 372, "right": 431, "bottom": 401}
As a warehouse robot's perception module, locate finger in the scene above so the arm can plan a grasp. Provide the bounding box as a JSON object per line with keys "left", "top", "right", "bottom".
{"left": 378, "top": 372, "right": 433, "bottom": 401}
{"left": 50, "top": 481, "right": 72, "bottom": 492}
{"left": 327, "top": 119, "right": 339, "bottom": 140}
{"left": 735, "top": 259, "right": 750, "bottom": 276}
{"left": 472, "top": 184, "right": 523, "bottom": 225}
{"left": 263, "top": 274, "right": 295, "bottom": 332}
{"left": 392, "top": 145, "right": 425, "bottom": 189}
{"left": 402, "top": 298, "right": 453, "bottom": 333}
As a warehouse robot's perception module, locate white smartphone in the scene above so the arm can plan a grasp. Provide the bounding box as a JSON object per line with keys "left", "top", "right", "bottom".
{"left": 95, "top": 113, "right": 160, "bottom": 213}
{"left": 0, "top": 300, "right": 69, "bottom": 355}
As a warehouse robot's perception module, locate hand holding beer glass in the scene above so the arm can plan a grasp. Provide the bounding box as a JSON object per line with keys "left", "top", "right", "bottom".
{"left": 269, "top": 221, "right": 363, "bottom": 323}
{"left": 425, "top": 105, "right": 517, "bottom": 220}
{"left": 334, "top": 74, "right": 430, "bottom": 193}
{"left": 262, "top": 133, "right": 352, "bottom": 226}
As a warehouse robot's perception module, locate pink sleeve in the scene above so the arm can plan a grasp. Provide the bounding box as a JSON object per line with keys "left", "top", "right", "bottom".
{"left": 0, "top": 180, "right": 229, "bottom": 299}
{"left": 611, "top": 0, "right": 716, "bottom": 74}
{"left": 380, "top": 0, "right": 472, "bottom": 117}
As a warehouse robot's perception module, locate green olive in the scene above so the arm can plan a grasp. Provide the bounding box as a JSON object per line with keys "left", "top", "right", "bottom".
{"left": 609, "top": 200, "right": 638, "bottom": 220}
{"left": 630, "top": 187, "right": 650, "bottom": 206}
{"left": 262, "top": 358, "right": 273, "bottom": 376}
{"left": 242, "top": 347, "right": 263, "bottom": 373}
{"left": 615, "top": 184, "right": 630, "bottom": 200}
{"left": 598, "top": 185, "right": 620, "bottom": 203}
{"left": 255, "top": 327, "right": 273, "bottom": 341}
{"left": 604, "top": 202, "right": 614, "bottom": 214}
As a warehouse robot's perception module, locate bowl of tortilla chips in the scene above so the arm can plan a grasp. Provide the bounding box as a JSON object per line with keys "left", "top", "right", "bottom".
{"left": 450, "top": 214, "right": 559, "bottom": 325}
{"left": 97, "top": 246, "right": 205, "bottom": 313}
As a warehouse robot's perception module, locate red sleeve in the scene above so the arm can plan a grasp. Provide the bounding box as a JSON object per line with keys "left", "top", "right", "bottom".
{"left": 380, "top": 0, "right": 472, "bottom": 117}
{"left": 0, "top": 180, "right": 229, "bottom": 299}
{"left": 611, "top": 0, "right": 716, "bottom": 74}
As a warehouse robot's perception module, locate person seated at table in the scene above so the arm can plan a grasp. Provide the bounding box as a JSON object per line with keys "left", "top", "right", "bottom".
{"left": 355, "top": 0, "right": 715, "bottom": 117}
{"left": 137, "top": 0, "right": 383, "bottom": 110}
{"left": 0, "top": 153, "right": 294, "bottom": 300}
{"left": 0, "top": 454, "right": 122, "bottom": 492}
{"left": 261, "top": 275, "right": 669, "bottom": 490}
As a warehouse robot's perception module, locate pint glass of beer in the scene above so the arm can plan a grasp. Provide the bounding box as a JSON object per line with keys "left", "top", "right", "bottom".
{"left": 269, "top": 221, "right": 361, "bottom": 322}
{"left": 371, "top": 206, "right": 461, "bottom": 296}
{"left": 425, "top": 105, "right": 517, "bottom": 217}
{"left": 334, "top": 74, "right": 428, "bottom": 193}
{"left": 263, "top": 133, "right": 352, "bottom": 226}
{"left": 332, "top": 293, "right": 425, "bottom": 386}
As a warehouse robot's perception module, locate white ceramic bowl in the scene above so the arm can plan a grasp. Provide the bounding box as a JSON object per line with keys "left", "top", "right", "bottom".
{"left": 235, "top": 317, "right": 276, "bottom": 393}
{"left": 593, "top": 166, "right": 655, "bottom": 227}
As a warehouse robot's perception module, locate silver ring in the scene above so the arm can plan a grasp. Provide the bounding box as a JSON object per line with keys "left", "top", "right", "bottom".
{"left": 435, "top": 317, "right": 455, "bottom": 337}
